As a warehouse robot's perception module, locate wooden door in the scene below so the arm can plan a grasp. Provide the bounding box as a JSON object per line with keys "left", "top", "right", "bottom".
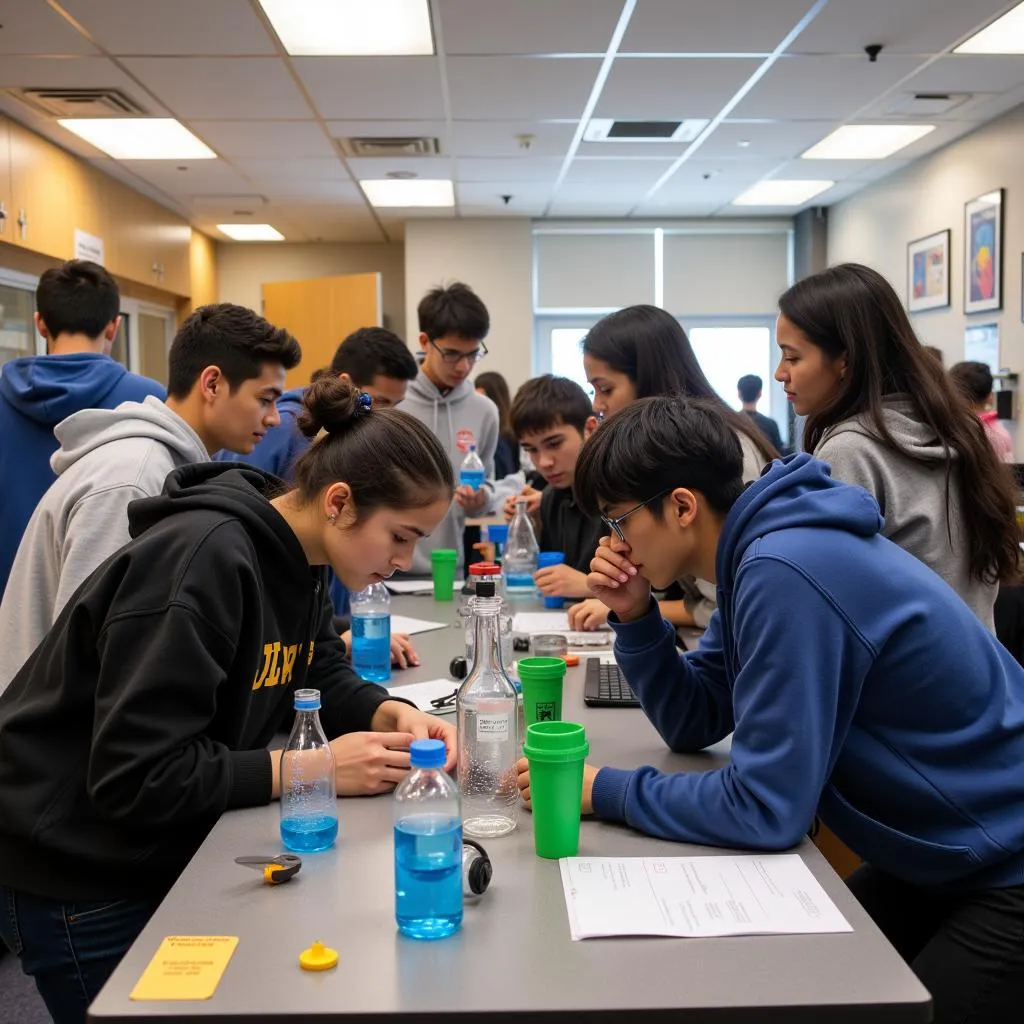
{"left": 262, "top": 272, "right": 382, "bottom": 389}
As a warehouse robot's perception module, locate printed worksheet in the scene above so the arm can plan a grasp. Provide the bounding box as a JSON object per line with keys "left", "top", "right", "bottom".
{"left": 560, "top": 854, "right": 852, "bottom": 940}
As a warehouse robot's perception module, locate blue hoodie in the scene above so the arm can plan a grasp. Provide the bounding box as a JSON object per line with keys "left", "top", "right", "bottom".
{"left": 214, "top": 387, "right": 349, "bottom": 617}
{"left": 215, "top": 386, "right": 308, "bottom": 479}
{"left": 0, "top": 354, "right": 164, "bottom": 597}
{"left": 594, "top": 454, "right": 1024, "bottom": 889}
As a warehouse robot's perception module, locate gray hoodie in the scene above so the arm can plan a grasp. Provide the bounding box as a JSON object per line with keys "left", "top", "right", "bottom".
{"left": 814, "top": 395, "right": 996, "bottom": 631}
{"left": 0, "top": 396, "right": 209, "bottom": 691}
{"left": 401, "top": 370, "right": 499, "bottom": 573}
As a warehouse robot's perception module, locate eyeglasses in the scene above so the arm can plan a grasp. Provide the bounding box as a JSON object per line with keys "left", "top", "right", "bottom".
{"left": 601, "top": 489, "right": 672, "bottom": 543}
{"left": 429, "top": 339, "right": 488, "bottom": 365}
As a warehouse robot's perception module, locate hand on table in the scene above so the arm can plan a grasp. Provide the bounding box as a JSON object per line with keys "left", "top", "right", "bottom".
{"left": 534, "top": 563, "right": 589, "bottom": 599}
{"left": 372, "top": 700, "right": 457, "bottom": 772}
{"left": 567, "top": 598, "right": 610, "bottom": 631}
{"left": 340, "top": 631, "right": 420, "bottom": 669}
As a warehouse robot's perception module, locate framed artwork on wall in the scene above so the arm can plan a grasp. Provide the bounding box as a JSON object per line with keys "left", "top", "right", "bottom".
{"left": 964, "top": 189, "right": 1003, "bottom": 314}
{"left": 907, "top": 229, "right": 950, "bottom": 312}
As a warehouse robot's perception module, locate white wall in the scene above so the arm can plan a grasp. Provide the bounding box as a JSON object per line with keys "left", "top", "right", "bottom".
{"left": 829, "top": 103, "right": 1024, "bottom": 374}
{"left": 217, "top": 241, "right": 406, "bottom": 335}
{"left": 404, "top": 218, "right": 534, "bottom": 390}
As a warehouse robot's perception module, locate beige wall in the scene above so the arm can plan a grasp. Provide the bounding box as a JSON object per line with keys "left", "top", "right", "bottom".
{"left": 404, "top": 218, "right": 534, "bottom": 390}
{"left": 216, "top": 241, "right": 405, "bottom": 335}
{"left": 829, "top": 103, "right": 1024, "bottom": 375}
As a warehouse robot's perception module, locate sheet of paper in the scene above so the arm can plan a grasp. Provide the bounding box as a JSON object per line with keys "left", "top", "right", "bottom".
{"left": 384, "top": 579, "right": 435, "bottom": 595}
{"left": 559, "top": 855, "right": 852, "bottom": 940}
{"left": 130, "top": 936, "right": 239, "bottom": 1001}
{"left": 512, "top": 611, "right": 570, "bottom": 633}
{"left": 391, "top": 614, "right": 449, "bottom": 636}
{"left": 386, "top": 678, "right": 459, "bottom": 715}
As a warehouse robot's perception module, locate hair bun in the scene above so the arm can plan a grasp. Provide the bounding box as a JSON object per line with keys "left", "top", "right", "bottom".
{"left": 298, "top": 376, "right": 369, "bottom": 438}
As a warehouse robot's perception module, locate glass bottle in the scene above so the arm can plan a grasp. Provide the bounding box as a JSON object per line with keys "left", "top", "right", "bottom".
{"left": 456, "top": 582, "right": 519, "bottom": 838}
{"left": 503, "top": 498, "right": 539, "bottom": 597}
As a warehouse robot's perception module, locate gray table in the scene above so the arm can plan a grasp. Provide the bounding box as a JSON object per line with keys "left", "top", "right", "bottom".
{"left": 89, "top": 594, "right": 932, "bottom": 1023}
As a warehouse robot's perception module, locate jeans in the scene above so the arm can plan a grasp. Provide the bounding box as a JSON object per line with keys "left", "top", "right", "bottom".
{"left": 849, "top": 864, "right": 1024, "bottom": 1023}
{"left": 0, "top": 885, "right": 158, "bottom": 1024}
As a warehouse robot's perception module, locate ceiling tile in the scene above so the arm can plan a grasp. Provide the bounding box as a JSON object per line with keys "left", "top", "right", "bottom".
{"left": 730, "top": 54, "right": 928, "bottom": 119}
{"left": 451, "top": 120, "right": 577, "bottom": 157}
{"left": 631, "top": 199, "right": 722, "bottom": 217}
{"left": 190, "top": 121, "right": 336, "bottom": 158}
{"left": 0, "top": 3, "right": 98, "bottom": 55}
{"left": 0, "top": 55, "right": 156, "bottom": 101}
{"left": 116, "top": 159, "right": 255, "bottom": 194}
{"left": 564, "top": 158, "right": 677, "bottom": 185}
{"left": 233, "top": 156, "right": 350, "bottom": 180}
{"left": 457, "top": 181, "right": 553, "bottom": 207}
{"left": 457, "top": 157, "right": 563, "bottom": 182}
{"left": 791, "top": 0, "right": 1013, "bottom": 55}
{"left": 902, "top": 55, "right": 1024, "bottom": 95}
{"left": 61, "top": 0, "right": 276, "bottom": 55}
{"left": 772, "top": 158, "right": 878, "bottom": 181}
{"left": 120, "top": 57, "right": 310, "bottom": 118}
{"left": 294, "top": 57, "right": 444, "bottom": 119}
{"left": 447, "top": 57, "right": 599, "bottom": 119}
{"left": 576, "top": 138, "right": 688, "bottom": 158}
{"left": 247, "top": 179, "right": 363, "bottom": 201}
{"left": 552, "top": 181, "right": 652, "bottom": 204}
{"left": 546, "top": 199, "right": 637, "bottom": 217}
{"left": 596, "top": 58, "right": 763, "bottom": 119}
{"left": 327, "top": 120, "right": 449, "bottom": 145}
{"left": 621, "top": 0, "right": 817, "bottom": 53}
{"left": 437, "top": 0, "right": 621, "bottom": 54}
{"left": 698, "top": 120, "right": 840, "bottom": 160}
{"left": 346, "top": 156, "right": 452, "bottom": 179}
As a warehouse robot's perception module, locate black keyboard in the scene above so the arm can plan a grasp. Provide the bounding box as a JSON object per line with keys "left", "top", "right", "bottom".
{"left": 583, "top": 659, "right": 640, "bottom": 708}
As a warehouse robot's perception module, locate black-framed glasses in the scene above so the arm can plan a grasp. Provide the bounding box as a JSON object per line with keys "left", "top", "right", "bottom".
{"left": 601, "top": 489, "right": 672, "bottom": 543}
{"left": 428, "top": 339, "right": 488, "bottom": 365}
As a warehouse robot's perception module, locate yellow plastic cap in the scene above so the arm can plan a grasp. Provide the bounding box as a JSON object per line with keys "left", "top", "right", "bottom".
{"left": 299, "top": 941, "right": 338, "bottom": 971}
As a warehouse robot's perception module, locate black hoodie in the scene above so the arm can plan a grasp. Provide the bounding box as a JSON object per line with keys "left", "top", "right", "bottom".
{"left": 0, "top": 463, "right": 398, "bottom": 902}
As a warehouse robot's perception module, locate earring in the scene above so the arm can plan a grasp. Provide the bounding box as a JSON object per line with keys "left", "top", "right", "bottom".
{"left": 327, "top": 513, "right": 337, "bottom": 523}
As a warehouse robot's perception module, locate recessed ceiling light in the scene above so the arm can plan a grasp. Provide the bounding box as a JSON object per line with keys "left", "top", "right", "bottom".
{"left": 955, "top": 2, "right": 1024, "bottom": 53}
{"left": 732, "top": 180, "right": 834, "bottom": 207}
{"left": 217, "top": 224, "right": 285, "bottom": 241}
{"left": 258, "top": 0, "right": 434, "bottom": 56}
{"left": 737, "top": 139, "right": 751, "bottom": 148}
{"left": 802, "top": 124, "right": 935, "bottom": 160}
{"left": 360, "top": 179, "right": 454, "bottom": 207}
{"left": 58, "top": 118, "right": 216, "bottom": 160}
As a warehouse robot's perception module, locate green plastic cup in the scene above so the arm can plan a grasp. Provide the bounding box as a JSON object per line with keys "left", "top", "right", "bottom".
{"left": 518, "top": 657, "right": 566, "bottom": 726}
{"left": 430, "top": 549, "right": 458, "bottom": 601}
{"left": 523, "top": 721, "right": 589, "bottom": 859}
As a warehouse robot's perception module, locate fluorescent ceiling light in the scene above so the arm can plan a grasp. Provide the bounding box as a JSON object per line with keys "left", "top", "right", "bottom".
{"left": 217, "top": 224, "right": 285, "bottom": 241}
{"left": 955, "top": 2, "right": 1024, "bottom": 53}
{"left": 259, "top": 0, "right": 434, "bottom": 56}
{"left": 732, "top": 180, "right": 834, "bottom": 207}
{"left": 360, "top": 179, "right": 454, "bottom": 207}
{"left": 802, "top": 124, "right": 935, "bottom": 160}
{"left": 58, "top": 118, "right": 215, "bottom": 159}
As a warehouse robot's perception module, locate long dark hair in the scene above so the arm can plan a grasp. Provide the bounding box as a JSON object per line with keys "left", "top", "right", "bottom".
{"left": 475, "top": 370, "right": 515, "bottom": 445}
{"left": 779, "top": 263, "right": 1018, "bottom": 584}
{"left": 582, "top": 304, "right": 778, "bottom": 462}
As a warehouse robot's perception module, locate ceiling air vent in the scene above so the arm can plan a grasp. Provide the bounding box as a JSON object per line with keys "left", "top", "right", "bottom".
{"left": 5, "top": 87, "right": 148, "bottom": 119}
{"left": 886, "top": 93, "right": 970, "bottom": 116}
{"left": 584, "top": 118, "right": 709, "bottom": 143}
{"left": 338, "top": 136, "right": 440, "bottom": 157}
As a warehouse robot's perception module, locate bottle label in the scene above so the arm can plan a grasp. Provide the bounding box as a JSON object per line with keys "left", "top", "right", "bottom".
{"left": 477, "top": 713, "right": 511, "bottom": 741}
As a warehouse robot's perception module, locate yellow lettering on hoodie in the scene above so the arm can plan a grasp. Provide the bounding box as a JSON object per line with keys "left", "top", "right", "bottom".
{"left": 252, "top": 643, "right": 275, "bottom": 691}
{"left": 281, "top": 643, "right": 299, "bottom": 687}
{"left": 263, "top": 642, "right": 282, "bottom": 688}
{"left": 307, "top": 640, "right": 316, "bottom": 666}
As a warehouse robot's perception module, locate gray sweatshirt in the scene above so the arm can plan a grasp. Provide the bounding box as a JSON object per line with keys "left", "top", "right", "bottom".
{"left": 0, "top": 396, "right": 209, "bottom": 691}
{"left": 814, "top": 395, "right": 996, "bottom": 631}
{"left": 400, "top": 370, "right": 499, "bottom": 573}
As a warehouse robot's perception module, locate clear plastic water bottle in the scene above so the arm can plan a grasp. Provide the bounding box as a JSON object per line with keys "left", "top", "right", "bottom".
{"left": 280, "top": 688, "right": 338, "bottom": 853}
{"left": 393, "top": 739, "right": 463, "bottom": 940}
{"left": 504, "top": 498, "right": 539, "bottom": 597}
{"left": 351, "top": 581, "right": 391, "bottom": 682}
{"left": 459, "top": 444, "right": 486, "bottom": 491}
{"left": 457, "top": 582, "right": 519, "bottom": 838}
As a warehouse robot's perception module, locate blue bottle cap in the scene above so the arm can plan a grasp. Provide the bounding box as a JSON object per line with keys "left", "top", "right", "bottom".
{"left": 487, "top": 523, "right": 508, "bottom": 545}
{"left": 409, "top": 739, "right": 446, "bottom": 769}
{"left": 293, "top": 688, "right": 321, "bottom": 711}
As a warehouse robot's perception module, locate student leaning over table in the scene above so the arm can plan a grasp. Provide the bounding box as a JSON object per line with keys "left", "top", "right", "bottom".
{"left": 0, "top": 377, "right": 457, "bottom": 1024}
{"left": 517, "top": 395, "right": 1024, "bottom": 1024}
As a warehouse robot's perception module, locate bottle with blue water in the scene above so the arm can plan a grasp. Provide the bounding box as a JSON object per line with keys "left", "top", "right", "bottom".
{"left": 503, "top": 497, "right": 539, "bottom": 597}
{"left": 393, "top": 739, "right": 463, "bottom": 940}
{"left": 459, "top": 444, "right": 486, "bottom": 491}
{"left": 280, "top": 689, "right": 338, "bottom": 853}
{"left": 350, "top": 581, "right": 391, "bottom": 682}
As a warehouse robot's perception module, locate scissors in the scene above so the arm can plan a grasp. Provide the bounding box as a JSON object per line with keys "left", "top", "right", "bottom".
{"left": 234, "top": 854, "right": 303, "bottom": 885}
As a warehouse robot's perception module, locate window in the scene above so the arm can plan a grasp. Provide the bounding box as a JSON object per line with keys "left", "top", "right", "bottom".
{"left": 549, "top": 327, "right": 591, "bottom": 395}
{"left": 687, "top": 326, "right": 773, "bottom": 411}
{"left": 0, "top": 283, "right": 35, "bottom": 367}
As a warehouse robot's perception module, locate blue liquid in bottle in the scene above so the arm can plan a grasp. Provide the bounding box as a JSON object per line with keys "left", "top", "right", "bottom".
{"left": 459, "top": 468, "right": 486, "bottom": 490}
{"left": 280, "top": 814, "right": 339, "bottom": 853}
{"left": 352, "top": 611, "right": 391, "bottom": 682}
{"left": 394, "top": 816, "right": 463, "bottom": 940}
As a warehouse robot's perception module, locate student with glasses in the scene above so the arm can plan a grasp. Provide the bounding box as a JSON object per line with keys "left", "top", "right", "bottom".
{"left": 402, "top": 282, "right": 500, "bottom": 574}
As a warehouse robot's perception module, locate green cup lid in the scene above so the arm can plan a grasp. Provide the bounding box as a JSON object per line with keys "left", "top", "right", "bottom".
{"left": 523, "top": 720, "right": 589, "bottom": 762}
{"left": 431, "top": 549, "right": 458, "bottom": 562}
{"left": 518, "top": 656, "right": 567, "bottom": 681}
